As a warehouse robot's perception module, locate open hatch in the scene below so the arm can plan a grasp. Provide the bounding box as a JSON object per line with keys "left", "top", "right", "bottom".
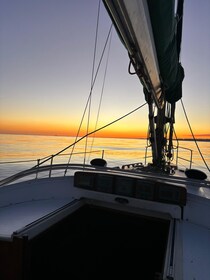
{"left": 28, "top": 205, "right": 170, "bottom": 279}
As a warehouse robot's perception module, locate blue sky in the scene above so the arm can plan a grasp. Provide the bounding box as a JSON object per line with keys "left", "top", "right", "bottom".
{"left": 0, "top": 0, "right": 210, "bottom": 138}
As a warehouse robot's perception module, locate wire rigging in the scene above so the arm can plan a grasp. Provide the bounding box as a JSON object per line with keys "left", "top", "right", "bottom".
{"left": 88, "top": 28, "right": 113, "bottom": 161}
{"left": 33, "top": 103, "right": 147, "bottom": 169}
{"left": 181, "top": 99, "right": 210, "bottom": 172}
{"left": 64, "top": 18, "right": 113, "bottom": 174}
{"left": 84, "top": 0, "right": 101, "bottom": 166}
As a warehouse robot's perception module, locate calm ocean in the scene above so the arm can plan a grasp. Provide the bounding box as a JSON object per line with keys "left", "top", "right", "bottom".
{"left": 0, "top": 133, "right": 210, "bottom": 181}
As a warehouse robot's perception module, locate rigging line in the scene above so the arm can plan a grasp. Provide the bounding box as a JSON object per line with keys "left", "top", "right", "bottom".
{"left": 91, "top": 0, "right": 101, "bottom": 87}
{"left": 181, "top": 99, "right": 210, "bottom": 172}
{"left": 33, "top": 102, "right": 147, "bottom": 169}
{"left": 88, "top": 28, "right": 113, "bottom": 161}
{"left": 64, "top": 24, "right": 113, "bottom": 173}
{"left": 83, "top": 0, "right": 101, "bottom": 166}
{"left": 89, "top": 24, "right": 113, "bottom": 98}
{"left": 84, "top": 95, "right": 91, "bottom": 166}
{"left": 71, "top": 25, "right": 113, "bottom": 145}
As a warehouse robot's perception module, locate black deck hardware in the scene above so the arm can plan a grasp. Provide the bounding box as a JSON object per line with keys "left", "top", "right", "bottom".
{"left": 185, "top": 169, "right": 207, "bottom": 180}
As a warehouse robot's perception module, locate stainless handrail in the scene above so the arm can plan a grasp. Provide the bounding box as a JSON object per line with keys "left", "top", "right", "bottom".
{"left": 0, "top": 163, "right": 95, "bottom": 186}
{"left": 175, "top": 146, "right": 193, "bottom": 169}
{"left": 0, "top": 150, "right": 104, "bottom": 186}
{"left": 144, "top": 144, "right": 193, "bottom": 169}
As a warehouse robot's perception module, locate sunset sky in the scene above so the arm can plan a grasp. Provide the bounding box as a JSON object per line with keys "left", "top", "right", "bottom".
{"left": 0, "top": 0, "right": 210, "bottom": 139}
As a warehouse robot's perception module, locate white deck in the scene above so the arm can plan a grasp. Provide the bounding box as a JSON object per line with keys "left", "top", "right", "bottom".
{"left": 0, "top": 169, "right": 209, "bottom": 238}
{"left": 0, "top": 176, "right": 78, "bottom": 239}
{"left": 0, "top": 168, "right": 210, "bottom": 280}
{"left": 0, "top": 199, "right": 72, "bottom": 238}
{"left": 182, "top": 221, "right": 210, "bottom": 280}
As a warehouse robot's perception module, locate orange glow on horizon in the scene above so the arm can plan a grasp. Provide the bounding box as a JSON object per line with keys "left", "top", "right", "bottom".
{"left": 0, "top": 119, "right": 210, "bottom": 140}
{"left": 0, "top": 123, "right": 147, "bottom": 139}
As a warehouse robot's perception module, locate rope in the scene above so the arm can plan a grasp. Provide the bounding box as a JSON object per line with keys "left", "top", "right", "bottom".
{"left": 181, "top": 99, "right": 210, "bottom": 172}
{"left": 64, "top": 22, "right": 113, "bottom": 173}
{"left": 88, "top": 28, "right": 113, "bottom": 161}
{"left": 91, "top": 0, "right": 101, "bottom": 88}
{"left": 84, "top": 0, "right": 101, "bottom": 166}
{"left": 33, "top": 102, "right": 147, "bottom": 169}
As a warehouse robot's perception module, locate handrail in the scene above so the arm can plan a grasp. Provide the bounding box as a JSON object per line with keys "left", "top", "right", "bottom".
{"left": 0, "top": 163, "right": 95, "bottom": 187}
{"left": 0, "top": 162, "right": 147, "bottom": 187}
{"left": 175, "top": 146, "right": 193, "bottom": 169}
{"left": 0, "top": 149, "right": 104, "bottom": 186}
{"left": 1, "top": 160, "right": 209, "bottom": 189}
{"left": 144, "top": 144, "right": 193, "bottom": 169}
{"left": 0, "top": 145, "right": 198, "bottom": 187}
{"left": 0, "top": 150, "right": 103, "bottom": 165}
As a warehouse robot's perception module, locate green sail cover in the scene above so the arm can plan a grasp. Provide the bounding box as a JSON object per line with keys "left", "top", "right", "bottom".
{"left": 147, "top": 0, "right": 184, "bottom": 103}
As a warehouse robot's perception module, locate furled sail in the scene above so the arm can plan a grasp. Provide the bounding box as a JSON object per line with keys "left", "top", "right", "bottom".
{"left": 147, "top": 0, "right": 184, "bottom": 103}
{"left": 103, "top": 0, "right": 184, "bottom": 105}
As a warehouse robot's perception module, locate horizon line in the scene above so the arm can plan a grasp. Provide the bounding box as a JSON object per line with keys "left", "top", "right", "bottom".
{"left": 1, "top": 132, "right": 210, "bottom": 141}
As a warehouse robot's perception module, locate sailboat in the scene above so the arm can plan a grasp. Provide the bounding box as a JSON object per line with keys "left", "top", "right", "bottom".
{"left": 0, "top": 1, "right": 210, "bottom": 279}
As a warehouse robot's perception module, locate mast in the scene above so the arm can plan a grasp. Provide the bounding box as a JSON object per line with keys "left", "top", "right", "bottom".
{"left": 103, "top": 0, "right": 184, "bottom": 168}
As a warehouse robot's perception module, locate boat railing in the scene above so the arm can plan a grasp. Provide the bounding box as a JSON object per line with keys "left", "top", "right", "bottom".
{"left": 144, "top": 145, "right": 153, "bottom": 166}
{"left": 175, "top": 145, "right": 193, "bottom": 169}
{"left": 0, "top": 163, "right": 98, "bottom": 187}
{"left": 0, "top": 150, "right": 104, "bottom": 186}
{"left": 144, "top": 144, "right": 193, "bottom": 169}
{"left": 0, "top": 145, "right": 195, "bottom": 186}
{"left": 0, "top": 158, "right": 149, "bottom": 188}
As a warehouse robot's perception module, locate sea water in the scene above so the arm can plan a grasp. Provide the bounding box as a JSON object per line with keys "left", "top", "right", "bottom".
{"left": 0, "top": 133, "right": 210, "bottom": 181}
